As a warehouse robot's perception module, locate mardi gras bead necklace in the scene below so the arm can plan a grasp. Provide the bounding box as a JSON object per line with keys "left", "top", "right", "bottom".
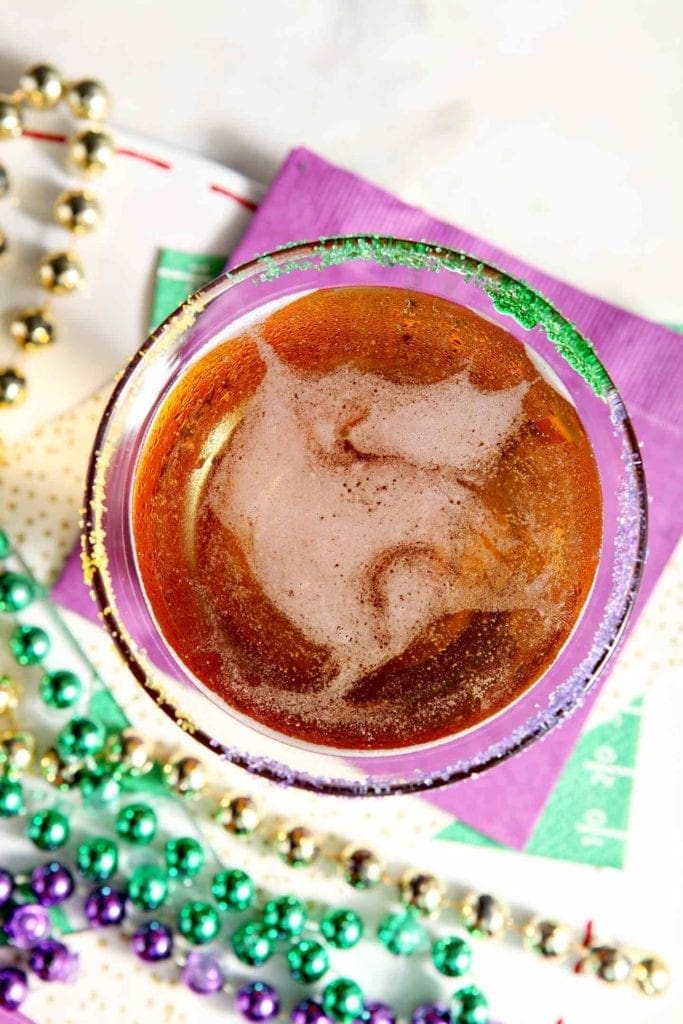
{"left": 0, "top": 63, "right": 112, "bottom": 415}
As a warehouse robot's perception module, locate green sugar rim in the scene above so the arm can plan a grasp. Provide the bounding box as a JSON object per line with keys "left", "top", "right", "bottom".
{"left": 246, "top": 235, "right": 612, "bottom": 398}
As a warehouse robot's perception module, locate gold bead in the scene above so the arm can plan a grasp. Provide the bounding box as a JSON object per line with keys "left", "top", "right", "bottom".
{"left": 399, "top": 869, "right": 445, "bottom": 916}
{"left": 341, "top": 845, "right": 383, "bottom": 889}
{"left": 278, "top": 825, "right": 319, "bottom": 867}
{"left": 39, "top": 747, "right": 78, "bottom": 789}
{"left": 461, "top": 891, "right": 510, "bottom": 939}
{"left": 19, "top": 64, "right": 63, "bottom": 109}
{"left": 69, "top": 127, "right": 115, "bottom": 174}
{"left": 163, "top": 755, "right": 207, "bottom": 798}
{"left": 104, "top": 729, "right": 154, "bottom": 775}
{"left": 523, "top": 917, "right": 573, "bottom": 960}
{"left": 66, "top": 79, "right": 110, "bottom": 121}
{"left": 10, "top": 307, "right": 56, "bottom": 350}
{"left": 0, "top": 164, "right": 9, "bottom": 198}
{"left": 0, "top": 100, "right": 23, "bottom": 140}
{"left": 0, "top": 368, "right": 27, "bottom": 408}
{"left": 583, "top": 945, "right": 632, "bottom": 985}
{"left": 0, "top": 675, "right": 21, "bottom": 716}
{"left": 217, "top": 794, "right": 261, "bottom": 835}
{"left": 0, "top": 730, "right": 35, "bottom": 773}
{"left": 0, "top": 228, "right": 6, "bottom": 259}
{"left": 633, "top": 956, "right": 670, "bottom": 997}
{"left": 38, "top": 251, "right": 84, "bottom": 294}
{"left": 54, "top": 188, "right": 102, "bottom": 234}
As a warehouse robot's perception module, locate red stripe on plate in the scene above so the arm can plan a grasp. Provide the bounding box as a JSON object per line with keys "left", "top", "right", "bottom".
{"left": 210, "top": 182, "right": 258, "bottom": 211}
{"left": 116, "top": 147, "right": 172, "bottom": 170}
{"left": 23, "top": 128, "right": 67, "bottom": 143}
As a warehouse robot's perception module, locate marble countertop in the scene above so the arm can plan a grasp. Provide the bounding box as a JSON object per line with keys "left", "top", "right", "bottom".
{"left": 3, "top": 0, "right": 683, "bottom": 325}
{"left": 2, "top": 3, "right": 682, "bottom": 1023}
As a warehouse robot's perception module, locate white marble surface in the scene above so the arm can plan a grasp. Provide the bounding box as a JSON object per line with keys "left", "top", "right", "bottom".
{"left": 1, "top": 3, "right": 682, "bottom": 1023}
{"left": 2, "top": 0, "right": 683, "bottom": 324}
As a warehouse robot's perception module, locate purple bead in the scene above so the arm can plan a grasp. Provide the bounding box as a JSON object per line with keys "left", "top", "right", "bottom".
{"left": 0, "top": 966, "right": 28, "bottom": 1011}
{"left": 291, "top": 999, "right": 333, "bottom": 1024}
{"left": 181, "top": 951, "right": 224, "bottom": 995}
{"left": 132, "top": 920, "right": 173, "bottom": 962}
{"left": 236, "top": 981, "right": 280, "bottom": 1022}
{"left": 31, "top": 861, "right": 75, "bottom": 906}
{"left": 84, "top": 884, "right": 126, "bottom": 927}
{"left": 4, "top": 902, "right": 51, "bottom": 949}
{"left": 362, "top": 1004, "right": 396, "bottom": 1024}
{"left": 29, "top": 938, "right": 79, "bottom": 982}
{"left": 411, "top": 1005, "right": 452, "bottom": 1024}
{"left": 0, "top": 868, "right": 13, "bottom": 907}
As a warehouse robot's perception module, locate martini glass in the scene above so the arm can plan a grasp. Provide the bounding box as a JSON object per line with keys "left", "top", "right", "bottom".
{"left": 83, "top": 236, "right": 646, "bottom": 796}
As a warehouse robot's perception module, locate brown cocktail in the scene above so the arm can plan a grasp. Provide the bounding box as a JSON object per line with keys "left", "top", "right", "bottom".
{"left": 133, "top": 285, "right": 602, "bottom": 751}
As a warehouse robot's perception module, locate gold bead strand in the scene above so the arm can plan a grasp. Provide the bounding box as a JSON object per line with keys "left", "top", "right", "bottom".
{"left": 0, "top": 62, "right": 113, "bottom": 417}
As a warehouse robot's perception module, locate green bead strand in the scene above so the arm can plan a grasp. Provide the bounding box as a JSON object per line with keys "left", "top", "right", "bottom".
{"left": 377, "top": 909, "right": 428, "bottom": 955}
{"left": 322, "top": 978, "right": 365, "bottom": 1023}
{"left": 0, "top": 571, "right": 36, "bottom": 612}
{"left": 0, "top": 529, "right": 10, "bottom": 559}
{"left": 287, "top": 938, "right": 330, "bottom": 983}
{"left": 320, "top": 908, "right": 364, "bottom": 949}
{"left": 39, "top": 669, "right": 83, "bottom": 710}
{"left": 115, "top": 802, "right": 158, "bottom": 845}
{"left": 165, "top": 837, "right": 205, "bottom": 880}
{"left": 432, "top": 935, "right": 473, "bottom": 978}
{"left": 231, "top": 921, "right": 275, "bottom": 966}
{"left": 76, "top": 836, "right": 118, "bottom": 881}
{"left": 211, "top": 868, "right": 255, "bottom": 912}
{"left": 0, "top": 777, "right": 23, "bottom": 817}
{"left": 10, "top": 624, "right": 50, "bottom": 665}
{"left": 177, "top": 901, "right": 220, "bottom": 945}
{"left": 262, "top": 895, "right": 307, "bottom": 939}
{"left": 128, "top": 864, "right": 169, "bottom": 911}
{"left": 56, "top": 716, "right": 105, "bottom": 762}
{"left": 452, "top": 985, "right": 489, "bottom": 1024}
{"left": 27, "top": 807, "right": 70, "bottom": 850}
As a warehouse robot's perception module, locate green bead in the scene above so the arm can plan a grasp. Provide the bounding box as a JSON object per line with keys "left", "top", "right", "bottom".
{"left": 165, "top": 837, "right": 205, "bottom": 880}
{"left": 211, "top": 868, "right": 255, "bottom": 912}
{"left": 76, "top": 836, "right": 118, "bottom": 881}
{"left": 262, "top": 895, "right": 307, "bottom": 939}
{"left": 452, "top": 985, "right": 489, "bottom": 1024}
{"left": 80, "top": 768, "right": 121, "bottom": 809}
{"left": 322, "top": 978, "right": 365, "bottom": 1023}
{"left": 0, "top": 777, "right": 23, "bottom": 816}
{"left": 231, "top": 921, "right": 275, "bottom": 966}
{"left": 432, "top": 935, "right": 473, "bottom": 978}
{"left": 10, "top": 624, "right": 50, "bottom": 665}
{"left": 320, "top": 908, "right": 363, "bottom": 949}
{"left": 0, "top": 529, "right": 10, "bottom": 559}
{"left": 56, "top": 716, "right": 105, "bottom": 762}
{"left": 177, "top": 900, "right": 220, "bottom": 945}
{"left": 0, "top": 571, "right": 36, "bottom": 612}
{"left": 27, "top": 807, "right": 70, "bottom": 850}
{"left": 128, "top": 863, "right": 169, "bottom": 911}
{"left": 115, "top": 802, "right": 157, "bottom": 844}
{"left": 39, "top": 670, "right": 83, "bottom": 709}
{"left": 377, "top": 909, "right": 428, "bottom": 955}
{"left": 287, "top": 938, "right": 330, "bottom": 983}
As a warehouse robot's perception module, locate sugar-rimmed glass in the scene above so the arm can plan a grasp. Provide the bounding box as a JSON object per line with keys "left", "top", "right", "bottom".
{"left": 83, "top": 236, "right": 646, "bottom": 796}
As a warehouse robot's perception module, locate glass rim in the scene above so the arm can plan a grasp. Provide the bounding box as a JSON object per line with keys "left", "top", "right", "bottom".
{"left": 83, "top": 234, "right": 648, "bottom": 797}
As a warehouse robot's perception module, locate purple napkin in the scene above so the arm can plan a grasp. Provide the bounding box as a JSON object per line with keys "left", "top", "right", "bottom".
{"left": 53, "top": 147, "right": 682, "bottom": 849}
{"left": 223, "top": 148, "right": 682, "bottom": 847}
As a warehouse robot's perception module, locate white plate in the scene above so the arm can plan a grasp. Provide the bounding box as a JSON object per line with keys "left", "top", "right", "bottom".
{"left": 0, "top": 114, "right": 263, "bottom": 444}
